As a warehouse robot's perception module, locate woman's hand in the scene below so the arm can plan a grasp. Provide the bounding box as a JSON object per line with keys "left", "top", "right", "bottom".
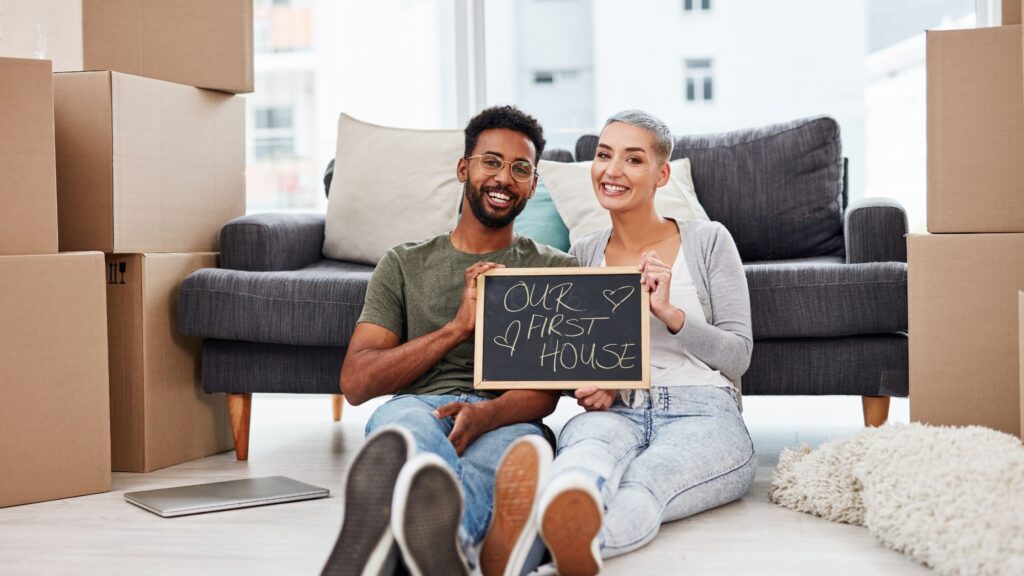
{"left": 575, "top": 387, "right": 616, "bottom": 411}
{"left": 639, "top": 251, "right": 685, "bottom": 332}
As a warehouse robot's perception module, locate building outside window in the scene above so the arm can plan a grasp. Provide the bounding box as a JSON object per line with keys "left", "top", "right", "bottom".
{"left": 253, "top": 106, "right": 295, "bottom": 160}
{"left": 684, "top": 58, "right": 714, "bottom": 102}
{"left": 247, "top": 0, "right": 977, "bottom": 229}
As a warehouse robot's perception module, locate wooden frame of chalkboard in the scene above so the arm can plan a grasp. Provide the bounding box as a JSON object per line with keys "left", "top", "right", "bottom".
{"left": 474, "top": 267, "right": 650, "bottom": 390}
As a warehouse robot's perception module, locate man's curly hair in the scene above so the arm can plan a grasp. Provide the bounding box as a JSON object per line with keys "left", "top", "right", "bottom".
{"left": 464, "top": 105, "right": 545, "bottom": 163}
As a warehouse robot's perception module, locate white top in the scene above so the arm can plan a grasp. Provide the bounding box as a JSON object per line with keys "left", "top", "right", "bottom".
{"left": 603, "top": 236, "right": 735, "bottom": 391}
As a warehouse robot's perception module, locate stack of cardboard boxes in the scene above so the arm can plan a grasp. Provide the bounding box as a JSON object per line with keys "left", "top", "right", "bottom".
{"left": 0, "top": 57, "right": 111, "bottom": 508}
{"left": 1, "top": 0, "right": 251, "bottom": 507}
{"left": 909, "top": 1, "right": 1024, "bottom": 438}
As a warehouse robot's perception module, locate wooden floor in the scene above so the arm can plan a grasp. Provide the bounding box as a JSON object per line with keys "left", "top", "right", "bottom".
{"left": 0, "top": 395, "right": 931, "bottom": 576}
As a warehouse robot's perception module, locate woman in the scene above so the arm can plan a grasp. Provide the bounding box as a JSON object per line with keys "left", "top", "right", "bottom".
{"left": 536, "top": 110, "right": 756, "bottom": 575}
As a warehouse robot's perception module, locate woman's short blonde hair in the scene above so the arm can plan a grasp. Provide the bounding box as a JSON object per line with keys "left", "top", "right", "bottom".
{"left": 604, "top": 110, "right": 674, "bottom": 163}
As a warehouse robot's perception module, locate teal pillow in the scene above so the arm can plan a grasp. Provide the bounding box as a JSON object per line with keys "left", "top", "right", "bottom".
{"left": 515, "top": 179, "right": 570, "bottom": 252}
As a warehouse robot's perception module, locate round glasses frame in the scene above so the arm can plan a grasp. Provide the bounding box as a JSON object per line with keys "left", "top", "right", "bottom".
{"left": 465, "top": 154, "right": 536, "bottom": 182}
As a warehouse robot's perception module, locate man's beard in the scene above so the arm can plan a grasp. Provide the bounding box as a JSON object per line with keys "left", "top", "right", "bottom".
{"left": 464, "top": 180, "right": 528, "bottom": 229}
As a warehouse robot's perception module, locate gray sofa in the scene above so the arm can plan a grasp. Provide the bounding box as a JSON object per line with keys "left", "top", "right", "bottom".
{"left": 179, "top": 115, "right": 908, "bottom": 460}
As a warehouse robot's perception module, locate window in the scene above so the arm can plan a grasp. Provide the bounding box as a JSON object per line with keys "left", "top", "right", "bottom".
{"left": 683, "top": 0, "right": 711, "bottom": 12}
{"left": 533, "top": 69, "right": 582, "bottom": 86}
{"left": 255, "top": 107, "right": 293, "bottom": 130}
{"left": 247, "top": 0, "right": 975, "bottom": 228}
{"left": 253, "top": 107, "right": 295, "bottom": 160}
{"left": 254, "top": 137, "right": 295, "bottom": 160}
{"left": 246, "top": 0, "right": 457, "bottom": 212}
{"left": 684, "top": 59, "right": 713, "bottom": 102}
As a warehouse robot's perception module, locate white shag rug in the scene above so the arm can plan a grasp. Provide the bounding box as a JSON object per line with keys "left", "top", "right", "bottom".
{"left": 769, "top": 423, "right": 1024, "bottom": 576}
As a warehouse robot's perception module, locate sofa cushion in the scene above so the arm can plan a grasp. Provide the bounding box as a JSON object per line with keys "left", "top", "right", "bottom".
{"left": 744, "top": 335, "right": 908, "bottom": 397}
{"left": 322, "top": 113, "right": 463, "bottom": 265}
{"left": 202, "top": 340, "right": 344, "bottom": 395}
{"left": 577, "top": 116, "right": 845, "bottom": 262}
{"left": 540, "top": 158, "right": 709, "bottom": 244}
{"left": 179, "top": 259, "right": 374, "bottom": 347}
{"left": 746, "top": 261, "right": 907, "bottom": 339}
{"left": 513, "top": 179, "right": 571, "bottom": 252}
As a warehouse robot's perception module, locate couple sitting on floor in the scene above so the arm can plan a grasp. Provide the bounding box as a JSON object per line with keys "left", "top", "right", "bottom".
{"left": 320, "top": 105, "right": 755, "bottom": 576}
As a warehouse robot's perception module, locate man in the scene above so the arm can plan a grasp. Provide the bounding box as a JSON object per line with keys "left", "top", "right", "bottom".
{"left": 321, "top": 106, "right": 576, "bottom": 576}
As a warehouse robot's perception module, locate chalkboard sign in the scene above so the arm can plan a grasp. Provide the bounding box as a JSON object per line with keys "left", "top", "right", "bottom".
{"left": 474, "top": 267, "right": 650, "bottom": 390}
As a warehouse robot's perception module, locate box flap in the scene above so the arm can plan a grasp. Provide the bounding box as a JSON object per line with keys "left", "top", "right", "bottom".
{"left": 106, "top": 253, "right": 146, "bottom": 471}
{"left": 0, "top": 57, "right": 58, "bottom": 255}
{"left": 54, "top": 71, "right": 115, "bottom": 252}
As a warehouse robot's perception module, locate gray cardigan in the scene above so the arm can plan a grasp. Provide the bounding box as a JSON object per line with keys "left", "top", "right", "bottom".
{"left": 568, "top": 219, "right": 753, "bottom": 392}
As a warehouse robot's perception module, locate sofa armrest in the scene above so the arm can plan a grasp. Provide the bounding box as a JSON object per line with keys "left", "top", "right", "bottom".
{"left": 844, "top": 197, "right": 908, "bottom": 264}
{"left": 220, "top": 213, "right": 326, "bottom": 271}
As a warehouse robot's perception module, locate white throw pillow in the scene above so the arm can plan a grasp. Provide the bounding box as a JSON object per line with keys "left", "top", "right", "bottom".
{"left": 540, "top": 158, "right": 710, "bottom": 244}
{"left": 322, "top": 113, "right": 464, "bottom": 264}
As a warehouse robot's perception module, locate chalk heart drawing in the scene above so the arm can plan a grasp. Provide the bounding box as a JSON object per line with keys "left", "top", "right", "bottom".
{"left": 602, "top": 286, "right": 635, "bottom": 313}
{"left": 494, "top": 319, "right": 521, "bottom": 356}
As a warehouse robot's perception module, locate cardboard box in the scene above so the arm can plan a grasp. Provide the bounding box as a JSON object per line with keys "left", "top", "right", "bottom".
{"left": 927, "top": 26, "right": 1024, "bottom": 233}
{"left": 54, "top": 71, "right": 245, "bottom": 254}
{"left": 0, "top": 252, "right": 110, "bottom": 508}
{"left": 0, "top": 57, "right": 58, "bottom": 255}
{"left": 107, "top": 252, "right": 233, "bottom": 472}
{"left": 1020, "top": 291, "right": 1023, "bottom": 437}
{"left": 1005, "top": 0, "right": 1021, "bottom": 25}
{"left": 0, "top": 0, "right": 253, "bottom": 94}
{"left": 909, "top": 234, "right": 1023, "bottom": 437}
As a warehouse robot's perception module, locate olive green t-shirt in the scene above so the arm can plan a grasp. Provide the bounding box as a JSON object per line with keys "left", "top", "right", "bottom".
{"left": 358, "top": 234, "right": 577, "bottom": 398}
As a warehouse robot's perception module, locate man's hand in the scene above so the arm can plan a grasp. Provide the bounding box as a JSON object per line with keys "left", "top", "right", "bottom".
{"left": 434, "top": 402, "right": 493, "bottom": 455}
{"left": 575, "top": 387, "right": 616, "bottom": 411}
{"left": 449, "top": 261, "right": 505, "bottom": 340}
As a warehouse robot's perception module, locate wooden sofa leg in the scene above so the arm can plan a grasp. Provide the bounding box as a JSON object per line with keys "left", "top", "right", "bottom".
{"left": 228, "top": 393, "right": 252, "bottom": 461}
{"left": 332, "top": 394, "right": 344, "bottom": 422}
{"left": 862, "top": 396, "right": 890, "bottom": 427}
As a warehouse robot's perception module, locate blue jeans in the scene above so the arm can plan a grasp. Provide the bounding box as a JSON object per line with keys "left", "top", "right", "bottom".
{"left": 365, "top": 394, "right": 545, "bottom": 544}
{"left": 549, "top": 385, "right": 756, "bottom": 558}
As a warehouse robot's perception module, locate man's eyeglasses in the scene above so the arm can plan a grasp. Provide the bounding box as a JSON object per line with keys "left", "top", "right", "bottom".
{"left": 466, "top": 154, "right": 536, "bottom": 183}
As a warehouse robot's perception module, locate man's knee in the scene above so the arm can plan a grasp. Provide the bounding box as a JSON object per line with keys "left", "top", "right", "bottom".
{"left": 366, "top": 396, "right": 446, "bottom": 437}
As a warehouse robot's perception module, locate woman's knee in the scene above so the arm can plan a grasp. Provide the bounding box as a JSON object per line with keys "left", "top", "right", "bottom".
{"left": 661, "top": 454, "right": 757, "bottom": 523}
{"left": 557, "top": 411, "right": 637, "bottom": 452}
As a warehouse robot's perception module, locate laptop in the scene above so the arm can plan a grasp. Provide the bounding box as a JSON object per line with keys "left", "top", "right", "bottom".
{"left": 124, "top": 475, "right": 330, "bottom": 518}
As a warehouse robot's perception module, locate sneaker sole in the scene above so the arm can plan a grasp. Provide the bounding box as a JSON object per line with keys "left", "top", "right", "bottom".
{"left": 322, "top": 428, "right": 413, "bottom": 576}
{"left": 480, "top": 438, "right": 549, "bottom": 576}
{"left": 541, "top": 488, "right": 602, "bottom": 576}
{"left": 393, "top": 457, "right": 470, "bottom": 576}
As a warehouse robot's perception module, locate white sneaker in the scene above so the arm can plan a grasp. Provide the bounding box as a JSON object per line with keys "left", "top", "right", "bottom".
{"left": 537, "top": 473, "right": 603, "bottom": 576}
{"left": 391, "top": 453, "right": 470, "bottom": 576}
{"left": 480, "top": 436, "right": 553, "bottom": 576}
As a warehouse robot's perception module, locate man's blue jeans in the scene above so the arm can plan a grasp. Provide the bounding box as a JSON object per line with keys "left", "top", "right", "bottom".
{"left": 365, "top": 393, "right": 545, "bottom": 544}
